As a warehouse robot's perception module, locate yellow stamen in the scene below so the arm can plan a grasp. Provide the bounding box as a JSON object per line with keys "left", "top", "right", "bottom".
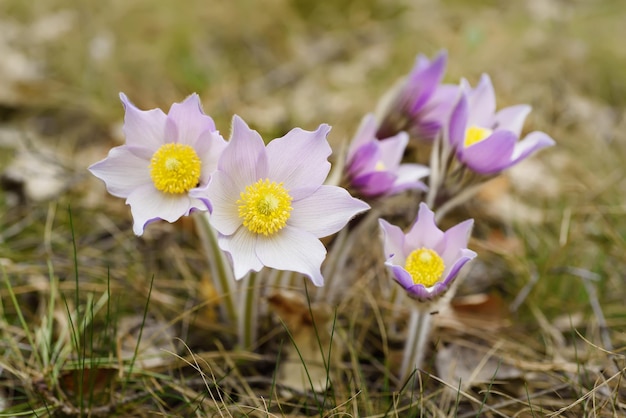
{"left": 374, "top": 161, "right": 386, "bottom": 171}
{"left": 237, "top": 179, "right": 293, "bottom": 236}
{"left": 464, "top": 125, "right": 493, "bottom": 147}
{"left": 150, "top": 143, "right": 202, "bottom": 194}
{"left": 404, "top": 248, "right": 445, "bottom": 287}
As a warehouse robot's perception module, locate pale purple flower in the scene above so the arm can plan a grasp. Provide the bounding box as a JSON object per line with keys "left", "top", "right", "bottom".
{"left": 346, "top": 114, "right": 429, "bottom": 198}
{"left": 448, "top": 74, "right": 555, "bottom": 175}
{"left": 89, "top": 93, "right": 226, "bottom": 235}
{"left": 379, "top": 202, "right": 476, "bottom": 301}
{"left": 377, "top": 51, "right": 459, "bottom": 141}
{"left": 199, "top": 115, "right": 370, "bottom": 286}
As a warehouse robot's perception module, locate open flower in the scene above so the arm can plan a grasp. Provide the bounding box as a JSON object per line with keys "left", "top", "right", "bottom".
{"left": 346, "top": 114, "right": 429, "bottom": 198}
{"left": 89, "top": 93, "right": 226, "bottom": 235}
{"left": 379, "top": 202, "right": 476, "bottom": 301}
{"left": 448, "top": 74, "right": 555, "bottom": 175}
{"left": 199, "top": 116, "right": 370, "bottom": 286}
{"left": 376, "top": 51, "right": 459, "bottom": 141}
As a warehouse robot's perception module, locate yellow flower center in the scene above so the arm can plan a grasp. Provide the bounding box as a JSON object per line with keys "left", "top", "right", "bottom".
{"left": 374, "top": 161, "right": 386, "bottom": 171}
{"left": 237, "top": 179, "right": 293, "bottom": 236}
{"left": 149, "top": 143, "right": 202, "bottom": 194}
{"left": 464, "top": 125, "right": 493, "bottom": 147}
{"left": 404, "top": 248, "right": 445, "bottom": 287}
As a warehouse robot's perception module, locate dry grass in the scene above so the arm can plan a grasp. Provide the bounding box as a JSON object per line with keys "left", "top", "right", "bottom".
{"left": 1, "top": 0, "right": 626, "bottom": 416}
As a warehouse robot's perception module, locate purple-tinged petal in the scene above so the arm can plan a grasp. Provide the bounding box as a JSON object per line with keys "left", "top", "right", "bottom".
{"left": 438, "top": 219, "right": 474, "bottom": 264}
{"left": 460, "top": 130, "right": 517, "bottom": 174}
{"left": 352, "top": 171, "right": 397, "bottom": 197}
{"left": 255, "top": 226, "right": 327, "bottom": 286}
{"left": 347, "top": 114, "right": 378, "bottom": 161}
{"left": 89, "top": 146, "right": 151, "bottom": 198}
{"left": 390, "top": 264, "right": 414, "bottom": 289}
{"left": 406, "top": 51, "right": 447, "bottom": 114}
{"left": 289, "top": 185, "right": 369, "bottom": 238}
{"left": 378, "top": 132, "right": 409, "bottom": 169}
{"left": 219, "top": 115, "right": 267, "bottom": 190}
{"left": 205, "top": 171, "right": 243, "bottom": 235}
{"left": 196, "top": 131, "right": 227, "bottom": 183}
{"left": 405, "top": 281, "right": 449, "bottom": 301}
{"left": 509, "top": 131, "right": 556, "bottom": 165}
{"left": 448, "top": 94, "right": 469, "bottom": 150}
{"left": 266, "top": 124, "right": 332, "bottom": 192}
{"left": 119, "top": 93, "right": 167, "bottom": 150}
{"left": 394, "top": 164, "right": 430, "bottom": 187}
{"left": 405, "top": 203, "right": 444, "bottom": 251}
{"left": 440, "top": 248, "right": 477, "bottom": 287}
{"left": 165, "top": 93, "right": 216, "bottom": 147}
{"left": 379, "top": 219, "right": 407, "bottom": 265}
{"left": 127, "top": 184, "right": 202, "bottom": 235}
{"left": 467, "top": 74, "right": 496, "bottom": 127}
{"left": 494, "top": 104, "right": 531, "bottom": 137}
{"left": 347, "top": 141, "right": 380, "bottom": 177}
{"left": 218, "top": 228, "right": 263, "bottom": 279}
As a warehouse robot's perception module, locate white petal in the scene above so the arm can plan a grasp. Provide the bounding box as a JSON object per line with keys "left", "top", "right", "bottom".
{"left": 220, "top": 115, "right": 267, "bottom": 190}
{"left": 127, "top": 185, "right": 198, "bottom": 235}
{"left": 266, "top": 124, "right": 331, "bottom": 192}
{"left": 378, "top": 219, "right": 407, "bottom": 265}
{"left": 89, "top": 146, "right": 151, "bottom": 198}
{"left": 119, "top": 93, "right": 167, "bottom": 150}
{"left": 206, "top": 171, "right": 242, "bottom": 235}
{"left": 165, "top": 93, "right": 217, "bottom": 146}
{"left": 255, "top": 226, "right": 326, "bottom": 286}
{"left": 218, "top": 228, "right": 263, "bottom": 279}
{"left": 289, "top": 185, "right": 370, "bottom": 238}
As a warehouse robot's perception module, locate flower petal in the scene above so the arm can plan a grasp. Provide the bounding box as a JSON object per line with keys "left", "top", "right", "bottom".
{"left": 379, "top": 219, "right": 407, "bottom": 264}
{"left": 196, "top": 131, "right": 227, "bottom": 183}
{"left": 494, "top": 104, "right": 531, "bottom": 137}
{"left": 460, "top": 130, "right": 517, "bottom": 174}
{"left": 467, "top": 74, "right": 496, "bottom": 127}
{"left": 378, "top": 132, "right": 409, "bottom": 169}
{"left": 347, "top": 141, "right": 379, "bottom": 177}
{"left": 438, "top": 219, "right": 474, "bottom": 266}
{"left": 510, "top": 131, "right": 556, "bottom": 165}
{"left": 405, "top": 203, "right": 444, "bottom": 251}
{"left": 205, "top": 171, "right": 243, "bottom": 235}
{"left": 390, "top": 264, "right": 415, "bottom": 289}
{"left": 266, "top": 124, "right": 332, "bottom": 193}
{"left": 406, "top": 51, "right": 447, "bottom": 114}
{"left": 448, "top": 93, "right": 469, "bottom": 150}
{"left": 89, "top": 146, "right": 151, "bottom": 198}
{"left": 219, "top": 115, "right": 267, "bottom": 190}
{"left": 119, "top": 93, "right": 167, "bottom": 150}
{"left": 127, "top": 184, "right": 202, "bottom": 235}
{"left": 255, "top": 226, "right": 327, "bottom": 286}
{"left": 218, "top": 228, "right": 263, "bottom": 279}
{"left": 289, "top": 185, "right": 369, "bottom": 238}
{"left": 440, "top": 248, "right": 476, "bottom": 287}
{"left": 352, "top": 171, "right": 397, "bottom": 197}
{"left": 347, "top": 114, "right": 378, "bottom": 160}
{"left": 165, "top": 93, "right": 217, "bottom": 147}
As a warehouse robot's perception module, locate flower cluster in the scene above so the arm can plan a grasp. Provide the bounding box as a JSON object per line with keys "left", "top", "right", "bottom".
{"left": 90, "top": 50, "right": 555, "bottom": 359}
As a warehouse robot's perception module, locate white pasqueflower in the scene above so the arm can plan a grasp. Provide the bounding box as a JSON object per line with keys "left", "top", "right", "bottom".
{"left": 89, "top": 93, "right": 226, "bottom": 235}
{"left": 197, "top": 115, "right": 370, "bottom": 286}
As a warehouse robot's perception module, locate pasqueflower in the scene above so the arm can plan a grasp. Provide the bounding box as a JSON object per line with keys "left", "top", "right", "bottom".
{"left": 346, "top": 114, "right": 429, "bottom": 198}
{"left": 379, "top": 203, "right": 476, "bottom": 301}
{"left": 448, "top": 74, "right": 555, "bottom": 175}
{"left": 199, "top": 115, "right": 370, "bottom": 286}
{"left": 89, "top": 93, "right": 226, "bottom": 235}
{"left": 377, "top": 51, "right": 459, "bottom": 141}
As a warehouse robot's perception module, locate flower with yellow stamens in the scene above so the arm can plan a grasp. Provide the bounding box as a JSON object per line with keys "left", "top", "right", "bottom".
{"left": 89, "top": 93, "right": 226, "bottom": 235}
{"left": 379, "top": 202, "right": 476, "bottom": 301}
{"left": 198, "top": 115, "right": 370, "bottom": 286}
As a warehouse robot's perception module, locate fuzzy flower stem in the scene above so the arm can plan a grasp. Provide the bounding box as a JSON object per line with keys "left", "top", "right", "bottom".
{"left": 194, "top": 212, "right": 236, "bottom": 323}
{"left": 398, "top": 304, "right": 433, "bottom": 387}
{"left": 239, "top": 271, "right": 260, "bottom": 348}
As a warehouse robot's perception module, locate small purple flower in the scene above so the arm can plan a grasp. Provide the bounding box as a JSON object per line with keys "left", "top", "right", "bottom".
{"left": 198, "top": 116, "right": 370, "bottom": 286}
{"left": 379, "top": 203, "right": 476, "bottom": 301}
{"left": 346, "top": 114, "right": 429, "bottom": 198}
{"left": 377, "top": 51, "right": 459, "bottom": 141}
{"left": 448, "top": 74, "right": 555, "bottom": 175}
{"left": 89, "top": 93, "right": 226, "bottom": 235}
